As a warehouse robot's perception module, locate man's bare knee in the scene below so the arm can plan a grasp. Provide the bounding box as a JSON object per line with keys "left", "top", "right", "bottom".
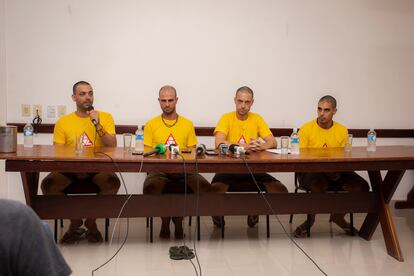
{"left": 143, "top": 182, "right": 166, "bottom": 194}
{"left": 41, "top": 173, "right": 70, "bottom": 195}
{"left": 264, "top": 181, "right": 288, "bottom": 193}
{"left": 343, "top": 181, "right": 370, "bottom": 192}
{"left": 211, "top": 182, "right": 229, "bottom": 193}
{"left": 93, "top": 173, "right": 120, "bottom": 195}
{"left": 309, "top": 181, "right": 329, "bottom": 193}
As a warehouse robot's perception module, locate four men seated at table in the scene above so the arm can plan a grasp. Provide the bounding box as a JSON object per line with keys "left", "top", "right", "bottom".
{"left": 40, "top": 81, "right": 369, "bottom": 243}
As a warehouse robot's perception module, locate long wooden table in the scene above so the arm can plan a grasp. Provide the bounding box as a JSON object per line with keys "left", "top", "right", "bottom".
{"left": 1, "top": 145, "right": 414, "bottom": 262}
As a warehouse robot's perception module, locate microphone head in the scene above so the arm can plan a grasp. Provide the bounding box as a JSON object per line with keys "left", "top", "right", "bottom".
{"left": 86, "top": 105, "right": 94, "bottom": 111}
{"left": 218, "top": 143, "right": 229, "bottom": 155}
{"left": 229, "top": 144, "right": 238, "bottom": 153}
{"left": 169, "top": 144, "right": 180, "bottom": 155}
{"left": 236, "top": 146, "right": 246, "bottom": 155}
{"left": 155, "top": 143, "right": 167, "bottom": 154}
{"left": 196, "top": 144, "right": 206, "bottom": 156}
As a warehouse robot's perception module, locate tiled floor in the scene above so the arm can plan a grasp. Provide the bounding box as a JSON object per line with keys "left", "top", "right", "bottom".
{"left": 53, "top": 205, "right": 414, "bottom": 276}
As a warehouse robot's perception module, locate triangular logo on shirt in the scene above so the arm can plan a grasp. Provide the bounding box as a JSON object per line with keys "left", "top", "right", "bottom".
{"left": 323, "top": 143, "right": 328, "bottom": 148}
{"left": 164, "top": 134, "right": 177, "bottom": 146}
{"left": 238, "top": 135, "right": 247, "bottom": 144}
{"left": 82, "top": 131, "right": 93, "bottom": 146}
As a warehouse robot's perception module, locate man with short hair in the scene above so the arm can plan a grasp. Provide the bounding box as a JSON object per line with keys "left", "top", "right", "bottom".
{"left": 41, "top": 81, "right": 120, "bottom": 243}
{"left": 294, "top": 95, "right": 369, "bottom": 238}
{"left": 211, "top": 86, "right": 288, "bottom": 228}
{"left": 0, "top": 199, "right": 72, "bottom": 276}
{"left": 143, "top": 85, "right": 211, "bottom": 239}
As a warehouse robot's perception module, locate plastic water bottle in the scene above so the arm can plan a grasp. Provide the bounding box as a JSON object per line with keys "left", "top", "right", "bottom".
{"left": 135, "top": 125, "right": 144, "bottom": 153}
{"left": 290, "top": 128, "right": 300, "bottom": 154}
{"left": 23, "top": 123, "right": 34, "bottom": 148}
{"left": 367, "top": 129, "right": 376, "bottom": 152}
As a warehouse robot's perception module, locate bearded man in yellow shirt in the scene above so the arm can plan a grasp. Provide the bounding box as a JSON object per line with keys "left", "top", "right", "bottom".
{"left": 41, "top": 81, "right": 120, "bottom": 244}
{"left": 294, "top": 95, "right": 369, "bottom": 238}
{"left": 211, "top": 86, "right": 288, "bottom": 228}
{"left": 143, "top": 85, "right": 212, "bottom": 239}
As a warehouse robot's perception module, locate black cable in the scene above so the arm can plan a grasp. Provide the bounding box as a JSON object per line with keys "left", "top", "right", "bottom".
{"left": 32, "top": 109, "right": 42, "bottom": 134}
{"left": 176, "top": 153, "right": 199, "bottom": 276}
{"left": 240, "top": 156, "right": 328, "bottom": 276}
{"left": 88, "top": 127, "right": 143, "bottom": 275}
{"left": 193, "top": 153, "right": 203, "bottom": 276}
{"left": 90, "top": 151, "right": 144, "bottom": 276}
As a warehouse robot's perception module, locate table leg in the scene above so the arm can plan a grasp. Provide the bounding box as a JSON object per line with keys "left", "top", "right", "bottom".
{"left": 20, "top": 172, "right": 39, "bottom": 206}
{"left": 359, "top": 170, "right": 405, "bottom": 261}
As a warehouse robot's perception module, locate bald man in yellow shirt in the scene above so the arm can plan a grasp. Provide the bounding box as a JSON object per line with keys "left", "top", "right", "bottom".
{"left": 294, "top": 95, "right": 369, "bottom": 238}
{"left": 211, "top": 86, "right": 288, "bottom": 228}
{"left": 143, "top": 85, "right": 212, "bottom": 239}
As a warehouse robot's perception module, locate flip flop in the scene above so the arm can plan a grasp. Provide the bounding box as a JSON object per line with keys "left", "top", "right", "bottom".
{"left": 247, "top": 215, "right": 259, "bottom": 227}
{"left": 293, "top": 225, "right": 308, "bottom": 238}
{"left": 169, "top": 246, "right": 195, "bottom": 260}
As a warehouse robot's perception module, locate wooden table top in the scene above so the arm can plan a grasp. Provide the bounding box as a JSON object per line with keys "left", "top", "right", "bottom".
{"left": 1, "top": 145, "right": 414, "bottom": 164}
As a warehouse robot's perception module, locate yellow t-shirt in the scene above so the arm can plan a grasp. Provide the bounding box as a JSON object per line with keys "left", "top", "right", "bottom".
{"left": 53, "top": 111, "right": 116, "bottom": 147}
{"left": 299, "top": 119, "right": 348, "bottom": 148}
{"left": 214, "top": 112, "right": 272, "bottom": 144}
{"left": 144, "top": 115, "right": 197, "bottom": 148}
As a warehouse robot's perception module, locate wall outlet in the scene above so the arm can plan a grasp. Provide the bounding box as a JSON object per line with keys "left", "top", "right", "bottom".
{"left": 33, "top": 105, "right": 42, "bottom": 117}
{"left": 21, "top": 104, "right": 31, "bottom": 117}
{"left": 57, "top": 105, "right": 66, "bottom": 117}
{"left": 47, "top": 105, "right": 56, "bottom": 118}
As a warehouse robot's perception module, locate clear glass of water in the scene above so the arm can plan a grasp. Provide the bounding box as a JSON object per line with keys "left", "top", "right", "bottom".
{"left": 123, "top": 133, "right": 133, "bottom": 153}
{"left": 345, "top": 134, "right": 353, "bottom": 152}
{"left": 280, "top": 136, "right": 289, "bottom": 154}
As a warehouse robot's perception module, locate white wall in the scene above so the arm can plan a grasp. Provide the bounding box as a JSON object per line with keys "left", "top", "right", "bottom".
{"left": 5, "top": 0, "right": 414, "bottom": 127}
{"left": 3, "top": 0, "right": 414, "bottom": 200}
{"left": 0, "top": 0, "right": 7, "bottom": 198}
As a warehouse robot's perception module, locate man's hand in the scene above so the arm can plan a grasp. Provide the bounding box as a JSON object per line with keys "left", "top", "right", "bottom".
{"left": 87, "top": 110, "right": 99, "bottom": 125}
{"left": 246, "top": 138, "right": 265, "bottom": 152}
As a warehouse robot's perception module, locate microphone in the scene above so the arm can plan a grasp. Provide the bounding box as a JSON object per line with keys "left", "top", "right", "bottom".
{"left": 86, "top": 105, "right": 98, "bottom": 125}
{"left": 144, "top": 144, "right": 167, "bottom": 157}
{"left": 196, "top": 144, "right": 206, "bottom": 156}
{"left": 229, "top": 144, "right": 246, "bottom": 155}
{"left": 218, "top": 143, "right": 229, "bottom": 155}
{"left": 169, "top": 144, "right": 180, "bottom": 155}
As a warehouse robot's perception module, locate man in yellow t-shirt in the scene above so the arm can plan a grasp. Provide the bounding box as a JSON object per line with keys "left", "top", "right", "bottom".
{"left": 143, "top": 85, "right": 211, "bottom": 239}
{"left": 41, "top": 81, "right": 120, "bottom": 244}
{"left": 211, "top": 86, "right": 288, "bottom": 228}
{"left": 294, "top": 95, "right": 369, "bottom": 238}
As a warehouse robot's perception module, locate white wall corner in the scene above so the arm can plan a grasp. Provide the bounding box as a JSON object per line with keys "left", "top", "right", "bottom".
{"left": 0, "top": 0, "right": 8, "bottom": 198}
